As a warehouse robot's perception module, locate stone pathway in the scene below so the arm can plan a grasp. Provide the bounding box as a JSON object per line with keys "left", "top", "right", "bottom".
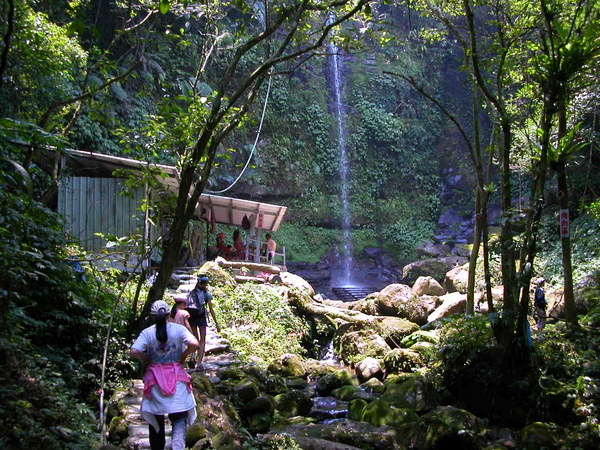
{"left": 120, "top": 268, "right": 240, "bottom": 450}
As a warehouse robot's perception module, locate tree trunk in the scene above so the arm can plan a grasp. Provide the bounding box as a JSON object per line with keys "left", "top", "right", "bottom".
{"left": 557, "top": 163, "right": 577, "bottom": 325}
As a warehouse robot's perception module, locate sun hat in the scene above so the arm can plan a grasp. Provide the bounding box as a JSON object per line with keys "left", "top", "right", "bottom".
{"left": 150, "top": 300, "right": 169, "bottom": 316}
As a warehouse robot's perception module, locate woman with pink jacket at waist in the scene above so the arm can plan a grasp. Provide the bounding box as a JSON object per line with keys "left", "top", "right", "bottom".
{"left": 130, "top": 300, "right": 199, "bottom": 450}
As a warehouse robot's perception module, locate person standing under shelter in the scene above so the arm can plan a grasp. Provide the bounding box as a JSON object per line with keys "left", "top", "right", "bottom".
{"left": 130, "top": 300, "right": 199, "bottom": 450}
{"left": 233, "top": 229, "right": 245, "bottom": 260}
{"left": 533, "top": 277, "right": 547, "bottom": 332}
{"left": 264, "top": 233, "right": 277, "bottom": 263}
{"left": 186, "top": 275, "right": 221, "bottom": 369}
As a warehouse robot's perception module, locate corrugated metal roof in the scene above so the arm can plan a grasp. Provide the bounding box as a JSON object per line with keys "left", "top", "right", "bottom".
{"left": 36, "top": 148, "right": 287, "bottom": 231}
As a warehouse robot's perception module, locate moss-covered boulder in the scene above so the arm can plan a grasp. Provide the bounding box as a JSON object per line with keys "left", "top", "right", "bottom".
{"left": 265, "top": 419, "right": 403, "bottom": 449}
{"left": 315, "top": 369, "right": 358, "bottom": 396}
{"left": 274, "top": 390, "right": 314, "bottom": 417}
{"left": 348, "top": 399, "right": 369, "bottom": 421}
{"left": 335, "top": 329, "right": 391, "bottom": 365}
{"left": 361, "top": 400, "right": 419, "bottom": 428}
{"left": 410, "top": 341, "right": 437, "bottom": 363}
{"left": 331, "top": 385, "right": 370, "bottom": 401}
{"left": 371, "top": 316, "right": 420, "bottom": 348}
{"left": 381, "top": 375, "right": 441, "bottom": 412}
{"left": 411, "top": 406, "right": 486, "bottom": 450}
{"left": 268, "top": 353, "right": 306, "bottom": 378}
{"left": 244, "top": 395, "right": 276, "bottom": 417}
{"left": 383, "top": 348, "right": 425, "bottom": 374}
{"left": 402, "top": 256, "right": 468, "bottom": 285}
{"left": 234, "top": 378, "right": 261, "bottom": 403}
{"left": 249, "top": 412, "right": 273, "bottom": 433}
{"left": 263, "top": 375, "right": 288, "bottom": 396}
{"left": 185, "top": 422, "right": 208, "bottom": 448}
{"left": 197, "top": 261, "right": 237, "bottom": 289}
{"left": 518, "top": 422, "right": 558, "bottom": 449}
{"left": 360, "top": 377, "right": 386, "bottom": 394}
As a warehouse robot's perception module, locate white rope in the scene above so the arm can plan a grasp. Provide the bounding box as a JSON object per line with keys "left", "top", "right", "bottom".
{"left": 207, "top": 75, "right": 272, "bottom": 194}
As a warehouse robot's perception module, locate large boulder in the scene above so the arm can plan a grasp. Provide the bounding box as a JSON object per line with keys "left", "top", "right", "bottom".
{"left": 355, "top": 357, "right": 384, "bottom": 383}
{"left": 383, "top": 348, "right": 425, "bottom": 374}
{"left": 410, "top": 406, "right": 486, "bottom": 450}
{"left": 380, "top": 376, "right": 442, "bottom": 413}
{"left": 444, "top": 263, "right": 469, "bottom": 294}
{"left": 267, "top": 354, "right": 306, "bottom": 378}
{"left": 402, "top": 256, "right": 468, "bottom": 285}
{"left": 412, "top": 276, "right": 445, "bottom": 296}
{"left": 273, "top": 390, "right": 314, "bottom": 417}
{"left": 315, "top": 369, "right": 359, "bottom": 396}
{"left": 335, "top": 329, "right": 391, "bottom": 365}
{"left": 280, "top": 271, "right": 315, "bottom": 296}
{"left": 262, "top": 419, "right": 403, "bottom": 449}
{"left": 370, "top": 316, "right": 420, "bottom": 348}
{"left": 416, "top": 241, "right": 450, "bottom": 258}
{"left": 352, "top": 285, "right": 434, "bottom": 325}
{"left": 427, "top": 292, "right": 466, "bottom": 323}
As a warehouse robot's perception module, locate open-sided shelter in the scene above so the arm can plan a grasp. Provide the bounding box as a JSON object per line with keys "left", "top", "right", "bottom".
{"left": 35, "top": 148, "right": 287, "bottom": 266}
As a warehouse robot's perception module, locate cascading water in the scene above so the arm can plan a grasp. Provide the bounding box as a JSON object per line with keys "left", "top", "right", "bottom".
{"left": 329, "top": 42, "right": 353, "bottom": 285}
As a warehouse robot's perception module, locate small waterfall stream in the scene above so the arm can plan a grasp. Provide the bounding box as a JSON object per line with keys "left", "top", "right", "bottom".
{"left": 329, "top": 42, "right": 353, "bottom": 285}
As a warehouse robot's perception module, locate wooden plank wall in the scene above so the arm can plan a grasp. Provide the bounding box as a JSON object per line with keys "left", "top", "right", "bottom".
{"left": 58, "top": 177, "right": 149, "bottom": 252}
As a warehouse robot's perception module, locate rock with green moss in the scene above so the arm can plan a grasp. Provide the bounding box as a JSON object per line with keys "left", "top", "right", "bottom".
{"left": 107, "top": 416, "right": 128, "bottom": 443}
{"left": 410, "top": 341, "right": 437, "bottom": 362}
{"left": 360, "top": 377, "right": 386, "bottom": 394}
{"left": 331, "top": 385, "right": 370, "bottom": 401}
{"left": 518, "top": 422, "right": 558, "bottom": 449}
{"left": 266, "top": 419, "right": 402, "bottom": 449}
{"left": 381, "top": 375, "right": 441, "bottom": 412}
{"left": 263, "top": 374, "right": 288, "bottom": 395}
{"left": 268, "top": 354, "right": 306, "bottom": 378}
{"left": 185, "top": 422, "right": 208, "bottom": 447}
{"left": 284, "top": 377, "right": 309, "bottom": 390}
{"left": 250, "top": 412, "right": 274, "bottom": 433}
{"left": 315, "top": 369, "right": 358, "bottom": 396}
{"left": 361, "top": 399, "right": 419, "bottom": 428}
{"left": 197, "top": 261, "right": 237, "bottom": 288}
{"left": 244, "top": 395, "right": 276, "bottom": 417}
{"left": 274, "top": 390, "right": 314, "bottom": 417}
{"left": 191, "top": 372, "right": 217, "bottom": 395}
{"left": 371, "top": 316, "right": 421, "bottom": 347}
{"left": 348, "top": 399, "right": 368, "bottom": 421}
{"left": 335, "top": 329, "right": 391, "bottom": 365}
{"left": 383, "top": 348, "right": 425, "bottom": 374}
{"left": 234, "top": 378, "right": 261, "bottom": 403}
{"left": 411, "top": 405, "right": 486, "bottom": 449}
{"left": 400, "top": 329, "right": 440, "bottom": 347}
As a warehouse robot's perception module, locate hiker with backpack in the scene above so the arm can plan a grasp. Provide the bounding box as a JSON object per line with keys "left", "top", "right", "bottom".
{"left": 186, "top": 275, "right": 221, "bottom": 369}
{"left": 533, "top": 277, "right": 547, "bottom": 332}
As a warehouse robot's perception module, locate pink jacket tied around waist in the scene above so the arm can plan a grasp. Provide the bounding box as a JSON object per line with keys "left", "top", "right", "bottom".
{"left": 143, "top": 363, "right": 192, "bottom": 398}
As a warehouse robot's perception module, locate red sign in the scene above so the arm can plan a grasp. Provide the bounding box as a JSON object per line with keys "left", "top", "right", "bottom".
{"left": 559, "top": 209, "right": 569, "bottom": 238}
{"left": 257, "top": 212, "right": 264, "bottom": 229}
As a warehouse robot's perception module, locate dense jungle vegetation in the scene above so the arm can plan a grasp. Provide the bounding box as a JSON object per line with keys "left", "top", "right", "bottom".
{"left": 1, "top": 0, "right": 600, "bottom": 448}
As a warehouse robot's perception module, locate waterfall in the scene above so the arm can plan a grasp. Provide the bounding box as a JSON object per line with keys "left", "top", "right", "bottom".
{"left": 329, "top": 42, "right": 353, "bottom": 285}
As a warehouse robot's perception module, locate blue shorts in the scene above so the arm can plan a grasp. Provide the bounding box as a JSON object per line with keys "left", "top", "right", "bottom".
{"left": 187, "top": 308, "right": 207, "bottom": 327}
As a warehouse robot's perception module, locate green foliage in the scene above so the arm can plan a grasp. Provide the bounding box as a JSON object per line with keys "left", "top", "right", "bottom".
{"left": 437, "top": 315, "right": 494, "bottom": 379}
{"left": 275, "top": 224, "right": 339, "bottom": 263}
{"left": 215, "top": 283, "right": 310, "bottom": 367}
{"left": 381, "top": 218, "right": 437, "bottom": 263}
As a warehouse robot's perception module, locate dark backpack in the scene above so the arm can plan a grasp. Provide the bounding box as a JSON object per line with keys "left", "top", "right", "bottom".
{"left": 187, "top": 289, "right": 206, "bottom": 316}
{"left": 534, "top": 287, "right": 547, "bottom": 308}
